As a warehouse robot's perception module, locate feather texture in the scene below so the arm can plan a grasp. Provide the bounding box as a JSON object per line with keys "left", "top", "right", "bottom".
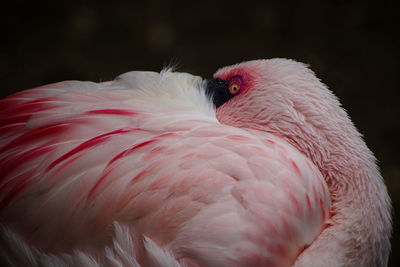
{"left": 1, "top": 64, "right": 333, "bottom": 266}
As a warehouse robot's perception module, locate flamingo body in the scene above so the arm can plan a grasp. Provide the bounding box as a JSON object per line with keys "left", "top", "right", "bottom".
{"left": 0, "top": 69, "right": 329, "bottom": 266}
{"left": 0, "top": 59, "right": 391, "bottom": 266}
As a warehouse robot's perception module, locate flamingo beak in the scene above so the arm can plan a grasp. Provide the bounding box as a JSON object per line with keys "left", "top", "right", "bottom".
{"left": 205, "top": 78, "right": 231, "bottom": 108}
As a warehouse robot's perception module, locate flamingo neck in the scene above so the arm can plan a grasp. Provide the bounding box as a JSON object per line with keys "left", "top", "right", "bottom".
{"left": 276, "top": 119, "right": 391, "bottom": 266}
{"left": 228, "top": 110, "right": 391, "bottom": 265}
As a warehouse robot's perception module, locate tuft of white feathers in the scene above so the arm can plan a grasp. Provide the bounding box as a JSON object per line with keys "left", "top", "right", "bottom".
{"left": 0, "top": 223, "right": 185, "bottom": 267}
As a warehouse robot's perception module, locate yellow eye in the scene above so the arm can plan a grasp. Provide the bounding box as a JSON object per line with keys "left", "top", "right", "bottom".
{"left": 229, "top": 82, "right": 240, "bottom": 95}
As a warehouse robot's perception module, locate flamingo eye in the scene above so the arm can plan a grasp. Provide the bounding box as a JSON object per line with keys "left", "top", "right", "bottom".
{"left": 229, "top": 82, "right": 241, "bottom": 95}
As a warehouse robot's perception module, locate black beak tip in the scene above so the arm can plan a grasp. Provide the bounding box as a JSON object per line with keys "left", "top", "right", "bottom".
{"left": 205, "top": 78, "right": 232, "bottom": 108}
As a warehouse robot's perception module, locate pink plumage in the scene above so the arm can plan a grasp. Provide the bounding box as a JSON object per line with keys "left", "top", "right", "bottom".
{"left": 0, "top": 59, "right": 391, "bottom": 266}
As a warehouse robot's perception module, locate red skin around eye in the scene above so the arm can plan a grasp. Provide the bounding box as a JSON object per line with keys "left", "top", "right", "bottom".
{"left": 215, "top": 67, "right": 257, "bottom": 93}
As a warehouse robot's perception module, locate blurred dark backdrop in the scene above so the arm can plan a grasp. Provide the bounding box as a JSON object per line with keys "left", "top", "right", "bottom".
{"left": 1, "top": 0, "right": 399, "bottom": 265}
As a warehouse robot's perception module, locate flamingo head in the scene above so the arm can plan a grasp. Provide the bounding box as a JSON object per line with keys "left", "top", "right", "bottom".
{"left": 206, "top": 58, "right": 342, "bottom": 156}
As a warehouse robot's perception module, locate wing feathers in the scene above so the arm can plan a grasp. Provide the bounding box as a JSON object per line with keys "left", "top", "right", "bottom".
{"left": 0, "top": 70, "right": 329, "bottom": 266}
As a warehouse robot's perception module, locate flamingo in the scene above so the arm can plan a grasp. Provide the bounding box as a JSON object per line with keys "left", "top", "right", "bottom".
{"left": 0, "top": 59, "right": 391, "bottom": 266}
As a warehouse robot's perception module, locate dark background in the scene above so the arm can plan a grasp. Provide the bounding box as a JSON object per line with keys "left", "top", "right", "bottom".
{"left": 1, "top": 0, "right": 399, "bottom": 265}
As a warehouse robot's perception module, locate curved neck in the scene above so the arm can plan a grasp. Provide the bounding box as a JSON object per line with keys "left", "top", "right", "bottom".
{"left": 215, "top": 90, "right": 391, "bottom": 265}
{"left": 279, "top": 117, "right": 391, "bottom": 266}
{"left": 232, "top": 109, "right": 391, "bottom": 266}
